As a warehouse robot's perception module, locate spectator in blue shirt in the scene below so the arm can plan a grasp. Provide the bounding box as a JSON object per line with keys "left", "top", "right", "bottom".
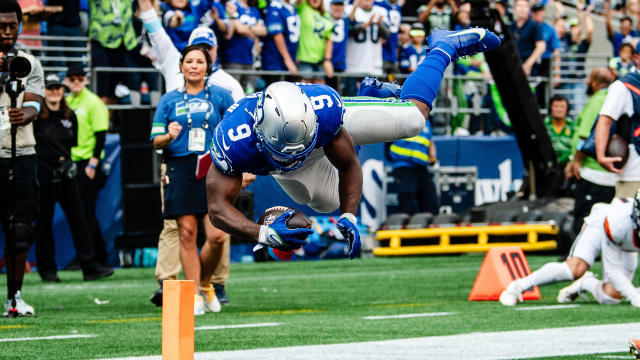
{"left": 605, "top": 3, "right": 636, "bottom": 57}
{"left": 511, "top": 0, "right": 545, "bottom": 76}
{"left": 452, "top": 2, "right": 470, "bottom": 30}
{"left": 221, "top": 0, "right": 266, "bottom": 92}
{"left": 376, "top": 0, "right": 401, "bottom": 76}
{"left": 328, "top": 0, "right": 348, "bottom": 92}
{"left": 399, "top": 23, "right": 426, "bottom": 73}
{"left": 262, "top": 0, "right": 300, "bottom": 84}
{"left": 160, "top": 0, "right": 213, "bottom": 51}
{"left": 531, "top": 3, "right": 559, "bottom": 106}
{"left": 201, "top": 0, "right": 231, "bottom": 62}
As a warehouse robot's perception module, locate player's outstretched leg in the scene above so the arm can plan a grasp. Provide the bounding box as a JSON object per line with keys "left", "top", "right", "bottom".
{"left": 499, "top": 261, "right": 574, "bottom": 306}
{"left": 400, "top": 28, "right": 501, "bottom": 111}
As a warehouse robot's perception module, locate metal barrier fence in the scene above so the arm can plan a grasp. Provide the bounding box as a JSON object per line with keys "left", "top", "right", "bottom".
{"left": 14, "top": 34, "right": 613, "bottom": 130}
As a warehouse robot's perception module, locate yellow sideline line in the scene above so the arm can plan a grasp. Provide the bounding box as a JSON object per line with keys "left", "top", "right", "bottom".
{"left": 241, "top": 309, "right": 322, "bottom": 316}
{"left": 372, "top": 303, "right": 437, "bottom": 309}
{"left": 0, "top": 325, "right": 33, "bottom": 330}
{"left": 87, "top": 317, "right": 162, "bottom": 324}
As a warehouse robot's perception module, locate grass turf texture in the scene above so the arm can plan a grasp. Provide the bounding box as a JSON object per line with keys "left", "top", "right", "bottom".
{"left": 0, "top": 255, "right": 637, "bottom": 359}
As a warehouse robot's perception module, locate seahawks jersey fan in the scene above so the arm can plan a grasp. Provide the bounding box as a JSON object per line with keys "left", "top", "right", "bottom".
{"left": 345, "top": 0, "right": 390, "bottom": 75}
{"left": 139, "top": 1, "right": 244, "bottom": 100}
{"left": 206, "top": 27, "right": 500, "bottom": 260}
{"left": 500, "top": 193, "right": 640, "bottom": 307}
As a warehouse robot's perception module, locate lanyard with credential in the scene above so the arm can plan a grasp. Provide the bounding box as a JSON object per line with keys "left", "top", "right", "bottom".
{"left": 182, "top": 85, "right": 212, "bottom": 130}
{"left": 183, "top": 85, "right": 213, "bottom": 153}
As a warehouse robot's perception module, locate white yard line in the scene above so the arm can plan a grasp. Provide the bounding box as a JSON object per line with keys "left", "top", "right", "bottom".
{"left": 515, "top": 304, "right": 581, "bottom": 311}
{"left": 0, "top": 334, "right": 97, "bottom": 342}
{"left": 363, "top": 312, "right": 455, "bottom": 320}
{"left": 102, "top": 322, "right": 640, "bottom": 360}
{"left": 195, "top": 323, "right": 281, "bottom": 331}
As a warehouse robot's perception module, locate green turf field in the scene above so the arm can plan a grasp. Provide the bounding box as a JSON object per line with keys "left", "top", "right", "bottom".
{"left": 1, "top": 255, "right": 638, "bottom": 359}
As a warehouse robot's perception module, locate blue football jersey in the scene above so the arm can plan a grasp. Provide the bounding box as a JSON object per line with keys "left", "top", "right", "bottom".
{"left": 151, "top": 85, "right": 234, "bottom": 158}
{"left": 221, "top": 1, "right": 263, "bottom": 65}
{"left": 210, "top": 84, "right": 344, "bottom": 175}
{"left": 331, "top": 16, "right": 349, "bottom": 71}
{"left": 376, "top": 0, "right": 401, "bottom": 63}
{"left": 262, "top": 0, "right": 299, "bottom": 70}
{"left": 160, "top": 0, "right": 213, "bottom": 52}
{"left": 399, "top": 43, "right": 425, "bottom": 73}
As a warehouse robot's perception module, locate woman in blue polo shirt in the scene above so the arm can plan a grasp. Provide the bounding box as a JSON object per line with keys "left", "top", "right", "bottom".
{"left": 150, "top": 45, "right": 234, "bottom": 315}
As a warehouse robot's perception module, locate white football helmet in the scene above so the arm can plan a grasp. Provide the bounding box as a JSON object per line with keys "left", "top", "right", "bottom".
{"left": 254, "top": 82, "right": 318, "bottom": 171}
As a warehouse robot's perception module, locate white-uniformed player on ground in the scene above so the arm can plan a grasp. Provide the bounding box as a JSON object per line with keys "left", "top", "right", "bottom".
{"left": 500, "top": 190, "right": 640, "bottom": 307}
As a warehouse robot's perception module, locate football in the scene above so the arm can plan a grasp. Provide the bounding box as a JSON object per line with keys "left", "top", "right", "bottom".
{"left": 258, "top": 206, "right": 312, "bottom": 230}
{"left": 606, "top": 134, "right": 629, "bottom": 170}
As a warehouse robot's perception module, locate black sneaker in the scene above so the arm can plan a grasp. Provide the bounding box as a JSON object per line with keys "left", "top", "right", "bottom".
{"left": 150, "top": 285, "right": 163, "bottom": 307}
{"left": 213, "top": 283, "right": 229, "bottom": 305}
{"left": 83, "top": 266, "right": 114, "bottom": 281}
{"left": 41, "top": 273, "right": 61, "bottom": 283}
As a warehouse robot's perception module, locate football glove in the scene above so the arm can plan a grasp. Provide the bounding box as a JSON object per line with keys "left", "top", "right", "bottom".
{"left": 258, "top": 210, "right": 312, "bottom": 251}
{"left": 336, "top": 213, "right": 360, "bottom": 260}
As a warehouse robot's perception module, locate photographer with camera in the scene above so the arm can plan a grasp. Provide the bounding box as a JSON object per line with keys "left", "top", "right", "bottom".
{"left": 34, "top": 73, "right": 114, "bottom": 283}
{"left": 0, "top": 0, "right": 44, "bottom": 317}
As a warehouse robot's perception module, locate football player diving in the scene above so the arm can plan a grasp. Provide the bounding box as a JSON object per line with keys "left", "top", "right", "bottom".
{"left": 500, "top": 190, "right": 640, "bottom": 307}
{"left": 206, "top": 28, "right": 501, "bottom": 258}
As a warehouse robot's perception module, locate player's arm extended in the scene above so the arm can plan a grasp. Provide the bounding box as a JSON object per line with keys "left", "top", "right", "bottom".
{"left": 324, "top": 128, "right": 362, "bottom": 215}
{"left": 206, "top": 164, "right": 261, "bottom": 241}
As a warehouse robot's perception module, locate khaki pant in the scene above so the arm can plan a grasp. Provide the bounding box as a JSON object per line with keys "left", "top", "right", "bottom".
{"left": 614, "top": 181, "right": 640, "bottom": 198}
{"left": 155, "top": 164, "right": 230, "bottom": 285}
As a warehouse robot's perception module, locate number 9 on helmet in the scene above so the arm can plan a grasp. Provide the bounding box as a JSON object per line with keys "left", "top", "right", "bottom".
{"left": 254, "top": 82, "right": 319, "bottom": 171}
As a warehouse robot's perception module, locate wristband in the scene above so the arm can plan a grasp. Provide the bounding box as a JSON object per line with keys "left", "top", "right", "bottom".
{"left": 22, "top": 101, "right": 40, "bottom": 113}
{"left": 87, "top": 163, "right": 97, "bottom": 170}
{"left": 339, "top": 213, "right": 357, "bottom": 225}
{"left": 258, "top": 225, "right": 269, "bottom": 244}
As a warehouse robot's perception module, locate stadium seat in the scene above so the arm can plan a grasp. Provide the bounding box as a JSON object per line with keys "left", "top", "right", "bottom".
{"left": 431, "top": 213, "right": 461, "bottom": 225}
{"left": 488, "top": 210, "right": 518, "bottom": 222}
{"left": 406, "top": 213, "right": 434, "bottom": 229}
{"left": 515, "top": 210, "right": 543, "bottom": 222}
{"left": 382, "top": 213, "right": 410, "bottom": 230}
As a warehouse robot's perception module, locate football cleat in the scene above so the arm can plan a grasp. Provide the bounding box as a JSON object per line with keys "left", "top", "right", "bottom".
{"left": 427, "top": 28, "right": 501, "bottom": 62}
{"left": 200, "top": 285, "right": 221, "bottom": 313}
{"left": 557, "top": 271, "right": 594, "bottom": 303}
{"left": 631, "top": 339, "right": 640, "bottom": 359}
{"left": 499, "top": 281, "right": 523, "bottom": 306}
{"left": 358, "top": 76, "right": 402, "bottom": 99}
